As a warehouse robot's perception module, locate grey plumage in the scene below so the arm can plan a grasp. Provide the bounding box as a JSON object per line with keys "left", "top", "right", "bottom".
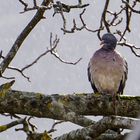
{"left": 88, "top": 33, "right": 128, "bottom": 95}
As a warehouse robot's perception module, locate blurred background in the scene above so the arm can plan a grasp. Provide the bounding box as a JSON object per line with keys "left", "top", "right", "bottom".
{"left": 0, "top": 0, "right": 140, "bottom": 139}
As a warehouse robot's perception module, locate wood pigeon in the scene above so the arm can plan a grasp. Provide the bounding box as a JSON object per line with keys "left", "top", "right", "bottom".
{"left": 88, "top": 33, "right": 128, "bottom": 96}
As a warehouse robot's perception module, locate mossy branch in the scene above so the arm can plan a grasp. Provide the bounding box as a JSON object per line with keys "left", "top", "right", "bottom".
{"left": 0, "top": 90, "right": 139, "bottom": 139}
{"left": 0, "top": 118, "right": 25, "bottom": 132}
{"left": 0, "top": 90, "right": 140, "bottom": 119}
{"left": 53, "top": 116, "right": 134, "bottom": 140}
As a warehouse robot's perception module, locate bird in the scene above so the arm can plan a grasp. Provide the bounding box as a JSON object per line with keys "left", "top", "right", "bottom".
{"left": 88, "top": 33, "right": 128, "bottom": 110}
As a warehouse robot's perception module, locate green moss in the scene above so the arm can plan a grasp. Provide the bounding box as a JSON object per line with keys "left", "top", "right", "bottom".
{"left": 77, "top": 93, "right": 87, "bottom": 95}
{"left": 0, "top": 92, "right": 6, "bottom": 98}
{"left": 58, "top": 97, "right": 68, "bottom": 105}
{"left": 42, "top": 131, "right": 52, "bottom": 140}
{"left": 47, "top": 102, "right": 53, "bottom": 109}
{"left": 35, "top": 93, "right": 45, "bottom": 99}
{"left": 0, "top": 125, "right": 7, "bottom": 131}
{"left": 132, "top": 97, "right": 140, "bottom": 103}
{"left": 120, "top": 95, "right": 140, "bottom": 100}
{"left": 0, "top": 80, "right": 15, "bottom": 98}
{"left": 94, "top": 92, "right": 102, "bottom": 97}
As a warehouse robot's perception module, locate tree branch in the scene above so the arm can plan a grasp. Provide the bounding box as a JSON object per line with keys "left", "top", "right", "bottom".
{"left": 0, "top": 91, "right": 140, "bottom": 119}
{"left": 97, "top": 0, "right": 110, "bottom": 40}
{"left": 122, "top": 0, "right": 140, "bottom": 14}
{"left": 0, "top": 0, "right": 52, "bottom": 76}
{"left": 61, "top": 9, "right": 104, "bottom": 34}
{"left": 54, "top": 116, "right": 136, "bottom": 140}
{"left": 118, "top": 42, "right": 140, "bottom": 57}
{"left": 0, "top": 90, "right": 96, "bottom": 127}
{"left": 102, "top": 0, "right": 110, "bottom": 33}
{"left": 27, "top": 129, "right": 126, "bottom": 140}
{"left": 0, "top": 118, "right": 25, "bottom": 132}
{"left": 4, "top": 33, "right": 81, "bottom": 82}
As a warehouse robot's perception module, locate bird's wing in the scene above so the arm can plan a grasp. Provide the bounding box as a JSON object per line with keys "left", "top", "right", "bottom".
{"left": 87, "top": 62, "right": 98, "bottom": 93}
{"left": 117, "top": 59, "right": 128, "bottom": 95}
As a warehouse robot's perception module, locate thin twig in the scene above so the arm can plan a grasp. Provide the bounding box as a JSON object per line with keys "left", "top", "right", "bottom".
{"left": 62, "top": 9, "right": 103, "bottom": 34}
{"left": 0, "top": 0, "right": 52, "bottom": 76}
{"left": 1, "top": 75, "right": 15, "bottom": 80}
{"left": 33, "top": 0, "right": 37, "bottom": 7}
{"left": 0, "top": 52, "right": 30, "bottom": 82}
{"left": 21, "top": 34, "right": 59, "bottom": 71}
{"left": 53, "top": 1, "right": 89, "bottom": 15}
{"left": 27, "top": 117, "right": 37, "bottom": 132}
{"left": 21, "top": 50, "right": 53, "bottom": 71}
{"left": 19, "top": 0, "right": 52, "bottom": 13}
{"left": 48, "top": 120, "right": 64, "bottom": 133}
{"left": 51, "top": 51, "right": 82, "bottom": 65}
{"left": 122, "top": 0, "right": 140, "bottom": 14}
{"left": 97, "top": 0, "right": 110, "bottom": 40}
{"left": 8, "top": 66, "right": 30, "bottom": 82}
{"left": 119, "top": 42, "right": 140, "bottom": 57}
{"left": 21, "top": 33, "right": 82, "bottom": 73}
{"left": 19, "top": 0, "right": 28, "bottom": 11}
{"left": 102, "top": 0, "right": 110, "bottom": 33}
{"left": 0, "top": 118, "right": 25, "bottom": 132}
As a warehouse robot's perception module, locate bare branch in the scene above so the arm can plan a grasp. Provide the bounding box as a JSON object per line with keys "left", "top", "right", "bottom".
{"left": 107, "top": 7, "right": 125, "bottom": 27}
{"left": 21, "top": 49, "right": 54, "bottom": 71}
{"left": 116, "top": 0, "right": 138, "bottom": 42}
{"left": 19, "top": 0, "right": 28, "bottom": 11}
{"left": 122, "top": 0, "right": 140, "bottom": 14}
{"left": 97, "top": 0, "right": 110, "bottom": 40}
{"left": 33, "top": 0, "right": 37, "bottom": 7}
{"left": 61, "top": 9, "right": 103, "bottom": 34}
{"left": 19, "top": 0, "right": 39, "bottom": 13}
{"left": 21, "top": 33, "right": 59, "bottom": 72}
{"left": 48, "top": 120, "right": 64, "bottom": 133}
{"left": 19, "top": 0, "right": 52, "bottom": 13}
{"left": 53, "top": 1, "right": 89, "bottom": 15}
{"left": 0, "top": 52, "right": 30, "bottom": 81}
{"left": 0, "top": 0, "right": 52, "bottom": 76}
{"left": 60, "top": 10, "right": 67, "bottom": 32}
{"left": 1, "top": 113, "right": 21, "bottom": 119}
{"left": 52, "top": 52, "right": 82, "bottom": 65}
{"left": 0, "top": 33, "right": 81, "bottom": 82}
{"left": 21, "top": 33, "right": 81, "bottom": 72}
{"left": 27, "top": 117, "right": 37, "bottom": 132}
{"left": 79, "top": 9, "right": 104, "bottom": 33}
{"left": 0, "top": 75, "right": 15, "bottom": 80}
{"left": 102, "top": 0, "right": 110, "bottom": 33}
{"left": 118, "top": 42, "right": 140, "bottom": 57}
{"left": 49, "top": 33, "right": 82, "bottom": 65}
{"left": 7, "top": 66, "right": 30, "bottom": 82}
{"left": 53, "top": 1, "right": 89, "bottom": 34}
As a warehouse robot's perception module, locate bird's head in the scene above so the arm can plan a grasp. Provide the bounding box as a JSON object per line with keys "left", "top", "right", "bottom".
{"left": 100, "top": 33, "right": 117, "bottom": 51}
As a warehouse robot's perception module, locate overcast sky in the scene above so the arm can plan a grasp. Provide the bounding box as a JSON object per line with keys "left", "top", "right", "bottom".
{"left": 0, "top": 0, "right": 140, "bottom": 139}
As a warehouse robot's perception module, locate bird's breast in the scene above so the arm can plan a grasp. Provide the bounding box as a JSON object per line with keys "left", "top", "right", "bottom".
{"left": 90, "top": 51, "right": 124, "bottom": 94}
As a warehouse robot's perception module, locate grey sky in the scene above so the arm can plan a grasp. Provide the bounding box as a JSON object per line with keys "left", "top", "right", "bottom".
{"left": 0, "top": 0, "right": 140, "bottom": 139}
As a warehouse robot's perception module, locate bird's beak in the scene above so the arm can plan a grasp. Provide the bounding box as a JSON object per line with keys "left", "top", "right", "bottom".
{"left": 100, "top": 40, "right": 104, "bottom": 46}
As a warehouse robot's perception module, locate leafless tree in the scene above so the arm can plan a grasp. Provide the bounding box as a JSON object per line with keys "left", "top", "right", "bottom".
{"left": 0, "top": 0, "right": 140, "bottom": 140}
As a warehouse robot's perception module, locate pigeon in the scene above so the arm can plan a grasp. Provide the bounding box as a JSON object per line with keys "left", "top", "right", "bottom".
{"left": 88, "top": 33, "right": 128, "bottom": 110}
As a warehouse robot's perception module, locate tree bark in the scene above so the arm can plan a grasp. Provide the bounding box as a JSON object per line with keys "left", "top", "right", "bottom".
{"left": 0, "top": 90, "right": 140, "bottom": 119}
